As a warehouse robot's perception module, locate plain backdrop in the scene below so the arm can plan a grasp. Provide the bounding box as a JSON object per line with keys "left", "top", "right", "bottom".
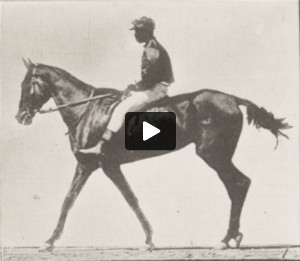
{"left": 0, "top": 1, "right": 299, "bottom": 247}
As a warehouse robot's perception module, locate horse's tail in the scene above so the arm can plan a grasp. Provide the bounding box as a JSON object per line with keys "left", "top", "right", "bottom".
{"left": 234, "top": 96, "right": 292, "bottom": 148}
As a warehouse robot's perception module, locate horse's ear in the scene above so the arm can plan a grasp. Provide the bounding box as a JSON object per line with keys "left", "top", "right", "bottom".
{"left": 28, "top": 58, "right": 33, "bottom": 65}
{"left": 22, "top": 57, "right": 30, "bottom": 69}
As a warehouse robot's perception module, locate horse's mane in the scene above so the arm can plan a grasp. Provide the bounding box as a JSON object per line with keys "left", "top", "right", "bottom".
{"left": 39, "top": 63, "right": 123, "bottom": 96}
{"left": 40, "top": 64, "right": 94, "bottom": 89}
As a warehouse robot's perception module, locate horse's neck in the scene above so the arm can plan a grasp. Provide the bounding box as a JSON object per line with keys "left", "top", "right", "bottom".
{"left": 39, "top": 65, "right": 121, "bottom": 131}
{"left": 52, "top": 80, "right": 93, "bottom": 105}
{"left": 46, "top": 68, "right": 95, "bottom": 128}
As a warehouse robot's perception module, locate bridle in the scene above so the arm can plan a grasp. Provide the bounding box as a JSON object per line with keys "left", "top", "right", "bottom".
{"left": 28, "top": 74, "right": 117, "bottom": 136}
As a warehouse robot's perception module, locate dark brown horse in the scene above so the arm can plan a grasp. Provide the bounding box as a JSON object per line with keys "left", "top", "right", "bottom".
{"left": 15, "top": 59, "right": 290, "bottom": 251}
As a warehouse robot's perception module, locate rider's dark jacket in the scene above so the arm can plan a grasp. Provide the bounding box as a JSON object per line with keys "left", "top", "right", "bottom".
{"left": 136, "top": 38, "right": 174, "bottom": 91}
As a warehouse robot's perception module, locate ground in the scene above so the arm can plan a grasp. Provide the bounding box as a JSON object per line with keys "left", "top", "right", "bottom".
{"left": 2, "top": 246, "right": 300, "bottom": 261}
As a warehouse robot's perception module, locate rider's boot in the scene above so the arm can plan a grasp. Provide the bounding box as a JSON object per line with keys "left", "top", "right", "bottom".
{"left": 79, "top": 129, "right": 113, "bottom": 155}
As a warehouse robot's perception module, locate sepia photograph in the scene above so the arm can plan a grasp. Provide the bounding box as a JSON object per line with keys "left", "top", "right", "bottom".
{"left": 0, "top": 0, "right": 299, "bottom": 260}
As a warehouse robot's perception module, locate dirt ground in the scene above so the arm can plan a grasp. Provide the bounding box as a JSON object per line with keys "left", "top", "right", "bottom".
{"left": 2, "top": 245, "right": 300, "bottom": 261}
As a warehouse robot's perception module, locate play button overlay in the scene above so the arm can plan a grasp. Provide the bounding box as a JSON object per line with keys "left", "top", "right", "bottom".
{"left": 125, "top": 112, "right": 176, "bottom": 150}
{"left": 143, "top": 121, "right": 160, "bottom": 141}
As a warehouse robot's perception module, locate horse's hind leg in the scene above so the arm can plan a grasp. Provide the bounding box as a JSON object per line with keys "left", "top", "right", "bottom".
{"left": 195, "top": 113, "right": 251, "bottom": 248}
{"left": 40, "top": 161, "right": 98, "bottom": 251}
{"left": 210, "top": 161, "right": 251, "bottom": 248}
{"left": 102, "top": 162, "right": 154, "bottom": 251}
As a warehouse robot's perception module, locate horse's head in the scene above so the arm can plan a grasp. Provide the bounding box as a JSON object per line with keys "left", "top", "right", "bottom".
{"left": 15, "top": 59, "right": 52, "bottom": 125}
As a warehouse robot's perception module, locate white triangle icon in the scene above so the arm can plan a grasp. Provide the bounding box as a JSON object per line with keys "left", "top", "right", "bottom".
{"left": 143, "top": 121, "right": 161, "bottom": 141}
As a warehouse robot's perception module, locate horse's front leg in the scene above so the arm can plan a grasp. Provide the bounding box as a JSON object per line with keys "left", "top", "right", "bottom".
{"left": 102, "top": 162, "right": 155, "bottom": 251}
{"left": 40, "top": 162, "right": 97, "bottom": 252}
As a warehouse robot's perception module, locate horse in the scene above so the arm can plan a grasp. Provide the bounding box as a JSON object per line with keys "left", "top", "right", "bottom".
{"left": 15, "top": 59, "right": 291, "bottom": 252}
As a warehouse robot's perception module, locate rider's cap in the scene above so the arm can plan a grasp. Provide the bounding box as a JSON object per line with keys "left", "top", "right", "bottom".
{"left": 130, "top": 16, "right": 155, "bottom": 31}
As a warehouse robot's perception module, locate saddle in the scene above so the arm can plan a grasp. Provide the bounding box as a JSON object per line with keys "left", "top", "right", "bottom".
{"left": 114, "top": 92, "right": 172, "bottom": 113}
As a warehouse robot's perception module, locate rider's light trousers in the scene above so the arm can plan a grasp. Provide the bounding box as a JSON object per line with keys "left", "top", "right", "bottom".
{"left": 107, "top": 82, "right": 169, "bottom": 133}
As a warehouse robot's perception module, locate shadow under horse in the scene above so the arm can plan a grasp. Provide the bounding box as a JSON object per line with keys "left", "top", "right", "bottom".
{"left": 15, "top": 59, "right": 291, "bottom": 251}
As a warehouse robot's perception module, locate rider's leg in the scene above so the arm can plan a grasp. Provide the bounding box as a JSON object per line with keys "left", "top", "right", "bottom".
{"left": 79, "top": 83, "right": 168, "bottom": 155}
{"left": 107, "top": 92, "right": 149, "bottom": 132}
{"left": 108, "top": 83, "right": 168, "bottom": 132}
{"left": 79, "top": 92, "right": 149, "bottom": 155}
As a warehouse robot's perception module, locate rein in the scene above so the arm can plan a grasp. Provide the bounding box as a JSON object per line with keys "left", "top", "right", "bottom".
{"left": 34, "top": 91, "right": 113, "bottom": 115}
{"left": 34, "top": 88, "right": 117, "bottom": 138}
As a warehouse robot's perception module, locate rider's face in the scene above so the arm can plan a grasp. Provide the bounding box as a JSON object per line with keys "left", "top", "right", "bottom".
{"left": 134, "top": 29, "right": 150, "bottom": 43}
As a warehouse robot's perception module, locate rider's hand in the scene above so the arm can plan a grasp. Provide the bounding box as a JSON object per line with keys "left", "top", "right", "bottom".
{"left": 123, "top": 84, "right": 137, "bottom": 99}
{"left": 126, "top": 84, "right": 138, "bottom": 92}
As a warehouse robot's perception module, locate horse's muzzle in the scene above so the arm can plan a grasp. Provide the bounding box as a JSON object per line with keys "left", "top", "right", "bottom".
{"left": 15, "top": 111, "right": 33, "bottom": 125}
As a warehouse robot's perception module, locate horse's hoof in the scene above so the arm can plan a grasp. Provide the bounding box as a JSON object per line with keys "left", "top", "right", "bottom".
{"left": 38, "top": 243, "right": 54, "bottom": 252}
{"left": 214, "top": 242, "right": 228, "bottom": 250}
{"left": 147, "top": 242, "right": 155, "bottom": 252}
{"left": 139, "top": 242, "right": 155, "bottom": 252}
{"left": 228, "top": 232, "right": 243, "bottom": 248}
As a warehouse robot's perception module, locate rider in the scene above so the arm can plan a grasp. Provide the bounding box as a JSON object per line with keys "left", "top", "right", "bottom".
{"left": 79, "top": 16, "right": 174, "bottom": 155}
